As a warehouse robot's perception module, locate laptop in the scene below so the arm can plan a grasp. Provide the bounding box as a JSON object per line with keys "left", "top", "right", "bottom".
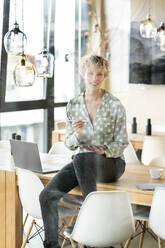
{"left": 10, "top": 140, "right": 72, "bottom": 174}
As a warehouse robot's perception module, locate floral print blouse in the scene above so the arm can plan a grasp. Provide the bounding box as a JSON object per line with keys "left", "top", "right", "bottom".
{"left": 65, "top": 89, "right": 128, "bottom": 159}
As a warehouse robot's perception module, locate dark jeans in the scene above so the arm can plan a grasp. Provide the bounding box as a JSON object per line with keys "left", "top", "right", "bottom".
{"left": 39, "top": 152, "right": 125, "bottom": 247}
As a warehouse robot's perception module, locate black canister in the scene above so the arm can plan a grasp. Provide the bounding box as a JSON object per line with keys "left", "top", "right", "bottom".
{"left": 146, "top": 118, "right": 152, "bottom": 135}
{"left": 15, "top": 134, "right": 21, "bottom": 140}
{"left": 132, "top": 117, "right": 137, "bottom": 133}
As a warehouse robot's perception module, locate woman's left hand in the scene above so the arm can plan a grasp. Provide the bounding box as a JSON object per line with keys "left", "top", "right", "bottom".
{"left": 82, "top": 145, "right": 105, "bottom": 155}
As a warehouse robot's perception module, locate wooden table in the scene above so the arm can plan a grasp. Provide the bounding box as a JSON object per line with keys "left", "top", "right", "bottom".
{"left": 52, "top": 130, "right": 146, "bottom": 150}
{"left": 52, "top": 130, "right": 165, "bottom": 150}
{"left": 1, "top": 163, "right": 165, "bottom": 248}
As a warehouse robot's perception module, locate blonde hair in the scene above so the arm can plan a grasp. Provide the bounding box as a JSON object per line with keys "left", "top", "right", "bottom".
{"left": 80, "top": 54, "right": 110, "bottom": 78}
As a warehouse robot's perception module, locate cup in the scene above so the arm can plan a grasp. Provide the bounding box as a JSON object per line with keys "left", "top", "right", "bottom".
{"left": 149, "top": 168, "right": 163, "bottom": 179}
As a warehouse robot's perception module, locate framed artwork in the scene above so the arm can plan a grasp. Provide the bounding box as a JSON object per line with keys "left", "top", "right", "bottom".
{"left": 129, "top": 21, "right": 165, "bottom": 85}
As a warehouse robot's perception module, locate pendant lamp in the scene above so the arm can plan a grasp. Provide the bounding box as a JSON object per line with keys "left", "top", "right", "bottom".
{"left": 13, "top": 54, "right": 35, "bottom": 87}
{"left": 4, "top": 0, "right": 27, "bottom": 55}
{"left": 140, "top": 14, "right": 157, "bottom": 38}
{"left": 155, "top": 22, "right": 165, "bottom": 51}
{"left": 13, "top": 0, "right": 35, "bottom": 87}
{"left": 35, "top": 48, "right": 54, "bottom": 78}
{"left": 35, "top": 0, "right": 54, "bottom": 78}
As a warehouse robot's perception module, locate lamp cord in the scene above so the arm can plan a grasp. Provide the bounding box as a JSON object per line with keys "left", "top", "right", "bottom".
{"left": 15, "top": 0, "right": 17, "bottom": 24}
{"left": 44, "top": 0, "right": 52, "bottom": 50}
{"left": 149, "top": 0, "right": 151, "bottom": 15}
{"left": 22, "top": 0, "right": 24, "bottom": 54}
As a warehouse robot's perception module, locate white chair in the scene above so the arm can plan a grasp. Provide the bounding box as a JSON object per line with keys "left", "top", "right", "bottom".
{"left": 149, "top": 156, "right": 165, "bottom": 168}
{"left": 141, "top": 136, "right": 165, "bottom": 166}
{"left": 148, "top": 187, "right": 165, "bottom": 248}
{"left": 49, "top": 141, "right": 74, "bottom": 157}
{"left": 124, "top": 141, "right": 141, "bottom": 164}
{"left": 64, "top": 191, "right": 135, "bottom": 248}
{"left": 17, "top": 168, "right": 78, "bottom": 248}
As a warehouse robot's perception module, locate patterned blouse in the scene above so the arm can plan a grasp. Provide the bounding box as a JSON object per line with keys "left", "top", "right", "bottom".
{"left": 65, "top": 89, "right": 128, "bottom": 159}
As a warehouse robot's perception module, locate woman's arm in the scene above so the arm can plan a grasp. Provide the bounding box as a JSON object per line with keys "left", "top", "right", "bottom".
{"left": 64, "top": 102, "right": 85, "bottom": 150}
{"left": 104, "top": 104, "right": 128, "bottom": 158}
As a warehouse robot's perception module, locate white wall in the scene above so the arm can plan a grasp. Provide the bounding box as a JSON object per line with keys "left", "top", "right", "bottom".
{"left": 105, "top": 0, "right": 165, "bottom": 133}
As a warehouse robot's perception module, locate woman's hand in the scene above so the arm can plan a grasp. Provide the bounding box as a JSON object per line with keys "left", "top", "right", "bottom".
{"left": 82, "top": 145, "right": 105, "bottom": 155}
{"left": 72, "top": 120, "right": 86, "bottom": 140}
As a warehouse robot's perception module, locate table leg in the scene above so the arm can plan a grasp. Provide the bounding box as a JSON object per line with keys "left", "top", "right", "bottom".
{"left": 6, "top": 171, "right": 23, "bottom": 248}
{"left": 0, "top": 171, "right": 6, "bottom": 248}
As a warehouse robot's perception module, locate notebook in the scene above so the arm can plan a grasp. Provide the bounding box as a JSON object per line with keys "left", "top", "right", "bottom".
{"left": 10, "top": 140, "right": 72, "bottom": 174}
{"left": 136, "top": 183, "right": 165, "bottom": 191}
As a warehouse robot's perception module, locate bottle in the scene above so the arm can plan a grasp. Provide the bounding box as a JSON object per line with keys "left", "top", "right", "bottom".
{"left": 15, "top": 134, "right": 21, "bottom": 140}
{"left": 12, "top": 133, "right": 17, "bottom": 139}
{"left": 131, "top": 117, "right": 137, "bottom": 133}
{"left": 146, "top": 118, "right": 152, "bottom": 135}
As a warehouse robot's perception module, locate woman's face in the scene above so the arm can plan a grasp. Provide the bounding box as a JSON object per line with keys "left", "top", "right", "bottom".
{"left": 84, "top": 64, "right": 105, "bottom": 90}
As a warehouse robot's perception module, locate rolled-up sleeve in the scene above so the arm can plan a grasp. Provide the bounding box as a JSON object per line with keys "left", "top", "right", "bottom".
{"left": 104, "top": 104, "right": 128, "bottom": 158}
{"left": 64, "top": 102, "right": 80, "bottom": 150}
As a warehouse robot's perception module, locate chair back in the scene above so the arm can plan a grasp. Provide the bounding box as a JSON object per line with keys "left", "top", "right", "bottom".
{"left": 124, "top": 141, "right": 140, "bottom": 164}
{"left": 141, "top": 136, "right": 165, "bottom": 165}
{"left": 49, "top": 141, "right": 74, "bottom": 157}
{"left": 149, "top": 156, "right": 165, "bottom": 168}
{"left": 71, "top": 191, "right": 135, "bottom": 247}
{"left": 148, "top": 187, "right": 165, "bottom": 240}
{"left": 17, "top": 168, "right": 43, "bottom": 219}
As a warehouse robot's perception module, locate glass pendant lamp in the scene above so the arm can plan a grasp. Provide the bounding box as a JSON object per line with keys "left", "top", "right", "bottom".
{"left": 35, "top": 48, "right": 54, "bottom": 78}
{"left": 13, "top": 54, "right": 35, "bottom": 86}
{"left": 34, "top": 0, "right": 54, "bottom": 78}
{"left": 140, "top": 14, "right": 157, "bottom": 38}
{"left": 155, "top": 22, "right": 165, "bottom": 51}
{"left": 4, "top": 0, "right": 27, "bottom": 55}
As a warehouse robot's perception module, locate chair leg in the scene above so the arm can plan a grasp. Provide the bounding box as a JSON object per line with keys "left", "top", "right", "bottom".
{"left": 158, "top": 237, "right": 162, "bottom": 248}
{"left": 139, "top": 221, "right": 146, "bottom": 248}
{"left": 23, "top": 213, "right": 29, "bottom": 227}
{"left": 124, "top": 220, "right": 138, "bottom": 248}
{"left": 21, "top": 219, "right": 35, "bottom": 248}
{"left": 69, "top": 238, "right": 77, "bottom": 248}
{"left": 124, "top": 237, "right": 132, "bottom": 248}
{"left": 61, "top": 215, "right": 76, "bottom": 248}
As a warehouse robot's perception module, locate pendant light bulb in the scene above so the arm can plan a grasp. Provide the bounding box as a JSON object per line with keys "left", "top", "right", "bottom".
{"left": 4, "top": 23, "right": 27, "bottom": 55}
{"left": 35, "top": 49, "right": 54, "bottom": 78}
{"left": 13, "top": 54, "right": 35, "bottom": 87}
{"left": 140, "top": 14, "right": 157, "bottom": 38}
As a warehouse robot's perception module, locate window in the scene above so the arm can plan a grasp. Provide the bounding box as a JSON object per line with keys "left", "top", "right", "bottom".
{"left": 0, "top": 0, "right": 90, "bottom": 151}
{"left": 54, "top": 0, "right": 75, "bottom": 103}
{"left": 5, "top": 0, "right": 44, "bottom": 102}
{"left": 0, "top": 109, "right": 44, "bottom": 151}
{"left": 0, "top": 0, "right": 4, "bottom": 65}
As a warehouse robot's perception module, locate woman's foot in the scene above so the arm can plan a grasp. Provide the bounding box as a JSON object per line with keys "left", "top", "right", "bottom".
{"left": 43, "top": 241, "right": 60, "bottom": 248}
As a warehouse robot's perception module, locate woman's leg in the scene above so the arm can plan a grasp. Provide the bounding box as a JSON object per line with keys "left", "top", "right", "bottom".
{"left": 73, "top": 152, "right": 97, "bottom": 199}
{"left": 95, "top": 155, "right": 126, "bottom": 183}
{"left": 39, "top": 162, "right": 78, "bottom": 248}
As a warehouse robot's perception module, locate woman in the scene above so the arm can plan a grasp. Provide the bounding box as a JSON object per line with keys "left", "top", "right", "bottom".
{"left": 40, "top": 55, "right": 128, "bottom": 248}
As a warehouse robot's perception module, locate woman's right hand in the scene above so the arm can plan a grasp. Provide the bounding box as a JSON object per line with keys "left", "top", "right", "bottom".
{"left": 72, "top": 120, "right": 86, "bottom": 140}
